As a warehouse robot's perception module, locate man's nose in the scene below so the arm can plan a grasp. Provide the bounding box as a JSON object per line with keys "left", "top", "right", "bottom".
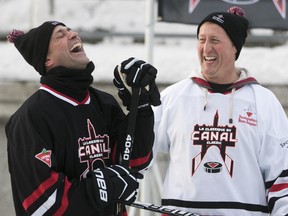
{"left": 68, "top": 30, "right": 78, "bottom": 39}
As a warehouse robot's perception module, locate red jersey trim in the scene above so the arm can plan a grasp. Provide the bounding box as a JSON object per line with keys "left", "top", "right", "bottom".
{"left": 54, "top": 176, "right": 72, "bottom": 216}
{"left": 269, "top": 183, "right": 288, "bottom": 192}
{"left": 40, "top": 84, "right": 90, "bottom": 106}
{"left": 130, "top": 151, "right": 152, "bottom": 168}
{"left": 22, "top": 171, "right": 59, "bottom": 210}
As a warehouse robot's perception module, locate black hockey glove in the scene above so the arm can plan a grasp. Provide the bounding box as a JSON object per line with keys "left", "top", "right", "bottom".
{"left": 113, "top": 57, "right": 161, "bottom": 110}
{"left": 92, "top": 165, "right": 143, "bottom": 207}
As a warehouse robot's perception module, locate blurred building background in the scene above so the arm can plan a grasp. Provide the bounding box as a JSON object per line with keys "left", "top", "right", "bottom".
{"left": 1, "top": 0, "right": 288, "bottom": 215}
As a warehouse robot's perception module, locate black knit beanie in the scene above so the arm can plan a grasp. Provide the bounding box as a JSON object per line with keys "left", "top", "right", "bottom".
{"left": 7, "top": 21, "right": 65, "bottom": 75}
{"left": 197, "top": 6, "right": 249, "bottom": 60}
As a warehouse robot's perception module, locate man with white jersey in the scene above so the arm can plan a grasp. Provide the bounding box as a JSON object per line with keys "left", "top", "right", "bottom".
{"left": 153, "top": 6, "right": 288, "bottom": 216}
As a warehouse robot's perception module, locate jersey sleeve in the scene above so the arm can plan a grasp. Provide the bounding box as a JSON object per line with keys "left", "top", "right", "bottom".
{"left": 112, "top": 107, "right": 155, "bottom": 171}
{"left": 257, "top": 91, "right": 288, "bottom": 215}
{"left": 152, "top": 89, "right": 172, "bottom": 155}
{"left": 128, "top": 108, "right": 154, "bottom": 170}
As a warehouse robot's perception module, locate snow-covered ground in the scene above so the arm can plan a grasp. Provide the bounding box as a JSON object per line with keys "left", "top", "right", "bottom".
{"left": 1, "top": 0, "right": 288, "bottom": 85}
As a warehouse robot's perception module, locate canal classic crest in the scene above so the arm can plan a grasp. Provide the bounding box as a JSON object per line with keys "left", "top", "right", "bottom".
{"left": 78, "top": 119, "right": 110, "bottom": 179}
{"left": 191, "top": 111, "right": 237, "bottom": 176}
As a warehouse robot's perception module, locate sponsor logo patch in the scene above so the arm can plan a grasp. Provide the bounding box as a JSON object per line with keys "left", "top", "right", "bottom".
{"left": 238, "top": 106, "right": 257, "bottom": 126}
{"left": 35, "top": 148, "right": 52, "bottom": 167}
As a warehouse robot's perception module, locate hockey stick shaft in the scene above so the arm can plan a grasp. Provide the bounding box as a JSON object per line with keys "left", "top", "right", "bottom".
{"left": 116, "top": 86, "right": 141, "bottom": 215}
{"left": 121, "top": 86, "right": 140, "bottom": 167}
{"left": 129, "top": 201, "right": 200, "bottom": 216}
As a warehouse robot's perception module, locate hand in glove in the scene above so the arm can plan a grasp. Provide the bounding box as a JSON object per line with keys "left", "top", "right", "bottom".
{"left": 113, "top": 57, "right": 161, "bottom": 110}
{"left": 92, "top": 165, "right": 143, "bottom": 207}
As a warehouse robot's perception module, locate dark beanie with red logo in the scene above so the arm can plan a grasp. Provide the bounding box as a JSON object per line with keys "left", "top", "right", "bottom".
{"left": 7, "top": 21, "right": 65, "bottom": 75}
{"left": 197, "top": 6, "right": 249, "bottom": 60}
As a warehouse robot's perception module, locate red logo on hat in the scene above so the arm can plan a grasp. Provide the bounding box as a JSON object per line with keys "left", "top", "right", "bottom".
{"left": 35, "top": 148, "right": 52, "bottom": 167}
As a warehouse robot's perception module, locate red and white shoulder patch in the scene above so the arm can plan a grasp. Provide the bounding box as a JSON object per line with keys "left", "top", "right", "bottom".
{"left": 35, "top": 148, "right": 52, "bottom": 168}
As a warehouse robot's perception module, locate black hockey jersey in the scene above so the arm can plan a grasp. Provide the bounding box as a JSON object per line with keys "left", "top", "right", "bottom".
{"left": 6, "top": 64, "right": 154, "bottom": 216}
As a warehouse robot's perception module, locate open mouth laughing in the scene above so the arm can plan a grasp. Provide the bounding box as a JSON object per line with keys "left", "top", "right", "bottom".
{"left": 204, "top": 56, "right": 216, "bottom": 62}
{"left": 70, "top": 42, "right": 83, "bottom": 53}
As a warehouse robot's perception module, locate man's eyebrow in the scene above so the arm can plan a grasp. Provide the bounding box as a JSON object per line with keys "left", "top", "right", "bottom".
{"left": 55, "top": 27, "right": 70, "bottom": 35}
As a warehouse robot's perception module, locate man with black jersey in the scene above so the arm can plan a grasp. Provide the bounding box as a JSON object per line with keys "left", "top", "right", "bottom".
{"left": 5, "top": 21, "right": 160, "bottom": 216}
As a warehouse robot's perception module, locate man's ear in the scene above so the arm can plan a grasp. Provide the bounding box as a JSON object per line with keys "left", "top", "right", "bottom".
{"left": 45, "top": 58, "right": 53, "bottom": 70}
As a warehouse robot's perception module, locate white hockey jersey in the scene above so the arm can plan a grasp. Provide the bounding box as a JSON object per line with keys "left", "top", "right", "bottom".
{"left": 153, "top": 68, "right": 288, "bottom": 216}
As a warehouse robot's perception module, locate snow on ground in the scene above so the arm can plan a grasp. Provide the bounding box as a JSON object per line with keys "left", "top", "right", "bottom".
{"left": 0, "top": 0, "right": 288, "bottom": 85}
{"left": 2, "top": 35, "right": 288, "bottom": 85}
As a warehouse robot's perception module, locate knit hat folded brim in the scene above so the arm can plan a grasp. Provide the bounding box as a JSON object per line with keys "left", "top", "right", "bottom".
{"left": 197, "top": 7, "right": 249, "bottom": 60}
{"left": 8, "top": 21, "right": 65, "bottom": 75}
